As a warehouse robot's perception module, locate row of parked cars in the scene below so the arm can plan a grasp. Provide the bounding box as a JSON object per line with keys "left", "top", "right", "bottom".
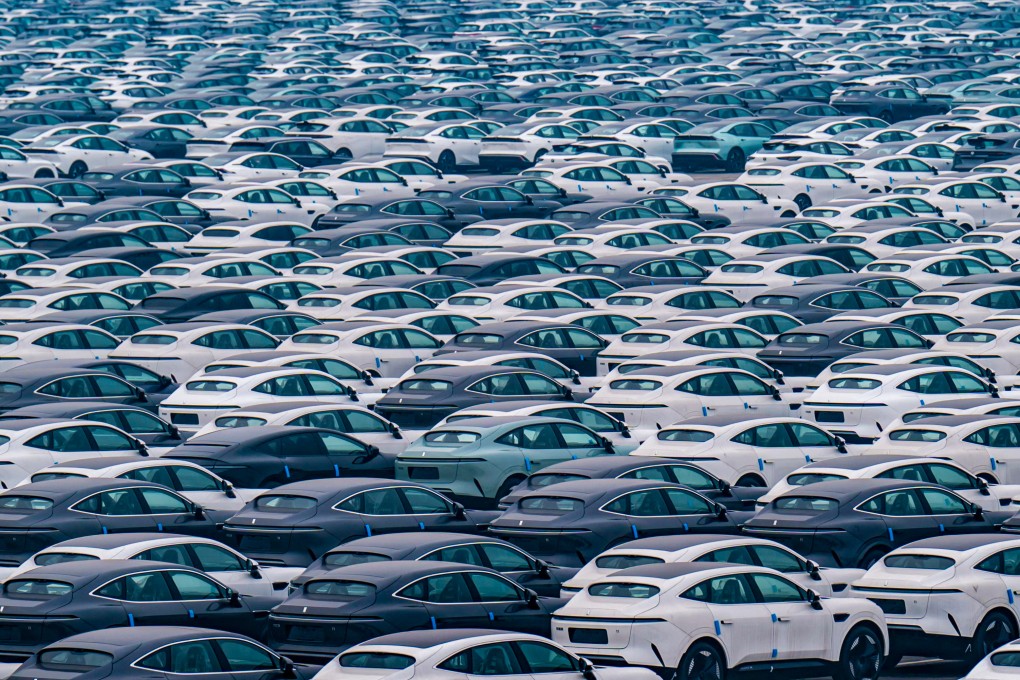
{"left": 11, "top": 0, "right": 1020, "bottom": 678}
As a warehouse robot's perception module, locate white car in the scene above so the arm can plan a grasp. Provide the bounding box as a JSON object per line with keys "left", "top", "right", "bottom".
{"left": 933, "top": 321, "right": 1020, "bottom": 378}
{"left": 383, "top": 122, "right": 486, "bottom": 170}
{"left": 863, "top": 252, "right": 995, "bottom": 289}
{"left": 676, "top": 181, "right": 799, "bottom": 221}
{"left": 2, "top": 534, "right": 301, "bottom": 598}
{"left": 108, "top": 323, "right": 281, "bottom": 377}
{"left": 689, "top": 226, "right": 810, "bottom": 259}
{"left": 824, "top": 223, "right": 951, "bottom": 259}
{"left": 445, "top": 219, "right": 573, "bottom": 256}
{"left": 800, "top": 200, "right": 918, "bottom": 229}
{"left": 597, "top": 322, "right": 769, "bottom": 375}
{"left": 297, "top": 166, "right": 417, "bottom": 200}
{"left": 521, "top": 163, "right": 647, "bottom": 200}
{"left": 902, "top": 285, "right": 1020, "bottom": 324}
{"left": 143, "top": 257, "right": 282, "bottom": 286}
{"left": 595, "top": 286, "right": 742, "bottom": 322}
{"left": 311, "top": 631, "right": 656, "bottom": 680}
{"left": 0, "top": 322, "right": 121, "bottom": 368}
{"left": 0, "top": 147, "right": 59, "bottom": 179}
{"left": 287, "top": 286, "right": 436, "bottom": 322}
{"left": 184, "top": 124, "right": 284, "bottom": 159}
{"left": 740, "top": 162, "right": 863, "bottom": 210}
{"left": 964, "top": 641, "right": 1020, "bottom": 680}
{"left": 22, "top": 458, "right": 255, "bottom": 511}
{"left": 158, "top": 366, "right": 359, "bottom": 433}
{"left": 21, "top": 134, "right": 152, "bottom": 177}
{"left": 289, "top": 255, "right": 424, "bottom": 287}
{"left": 560, "top": 534, "right": 865, "bottom": 597}
{"left": 802, "top": 365, "right": 999, "bottom": 440}
{"left": 185, "top": 184, "right": 323, "bottom": 225}
{"left": 185, "top": 221, "right": 312, "bottom": 254}
{"left": 295, "top": 117, "right": 394, "bottom": 157}
{"left": 552, "top": 225, "right": 674, "bottom": 258}
{"left": 850, "top": 535, "right": 1020, "bottom": 664}
{"left": 0, "top": 418, "right": 145, "bottom": 489}
{"left": 278, "top": 323, "right": 442, "bottom": 378}
{"left": 834, "top": 155, "right": 941, "bottom": 192}
{"left": 632, "top": 415, "right": 846, "bottom": 488}
{"left": 437, "top": 285, "right": 590, "bottom": 323}
{"left": 894, "top": 180, "right": 1015, "bottom": 227}
{"left": 478, "top": 120, "right": 581, "bottom": 168}
{"left": 553, "top": 562, "right": 887, "bottom": 680}
{"left": 703, "top": 254, "right": 850, "bottom": 300}
{"left": 10, "top": 257, "right": 143, "bottom": 287}
{"left": 758, "top": 454, "right": 1020, "bottom": 510}
{"left": 586, "top": 366, "right": 787, "bottom": 432}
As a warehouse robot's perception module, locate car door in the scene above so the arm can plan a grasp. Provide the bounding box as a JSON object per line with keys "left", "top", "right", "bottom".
{"left": 860, "top": 489, "right": 940, "bottom": 547}
{"left": 95, "top": 571, "right": 189, "bottom": 626}
{"left": 166, "top": 569, "right": 262, "bottom": 637}
{"left": 215, "top": 637, "right": 288, "bottom": 680}
{"left": 514, "top": 639, "right": 584, "bottom": 680}
{"left": 917, "top": 487, "right": 989, "bottom": 535}
{"left": 133, "top": 639, "right": 233, "bottom": 678}
{"left": 466, "top": 571, "right": 550, "bottom": 636}
{"left": 603, "top": 489, "right": 679, "bottom": 539}
{"left": 693, "top": 573, "right": 774, "bottom": 665}
{"left": 748, "top": 572, "right": 832, "bottom": 662}
{"left": 416, "top": 572, "right": 490, "bottom": 629}
{"left": 140, "top": 486, "right": 220, "bottom": 537}
{"left": 401, "top": 486, "right": 471, "bottom": 532}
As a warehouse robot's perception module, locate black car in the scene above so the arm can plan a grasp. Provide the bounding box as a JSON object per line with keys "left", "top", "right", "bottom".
{"left": 765, "top": 242, "right": 878, "bottom": 272}
{"left": 31, "top": 309, "right": 163, "bottom": 339}
{"left": 436, "top": 321, "right": 608, "bottom": 375}
{"left": 27, "top": 229, "right": 153, "bottom": 257}
{"left": 497, "top": 456, "right": 764, "bottom": 511}
{"left": 80, "top": 167, "right": 193, "bottom": 198}
{"left": 71, "top": 245, "right": 185, "bottom": 272}
{"left": 315, "top": 197, "right": 483, "bottom": 231}
{"left": 744, "top": 479, "right": 1013, "bottom": 569}
{"left": 289, "top": 225, "right": 414, "bottom": 256}
{"left": 267, "top": 561, "right": 565, "bottom": 662}
{"left": 832, "top": 85, "right": 952, "bottom": 122}
{"left": 0, "top": 365, "right": 154, "bottom": 414}
{"left": 803, "top": 273, "right": 924, "bottom": 306}
{"left": 166, "top": 426, "right": 392, "bottom": 488}
{"left": 748, "top": 284, "right": 898, "bottom": 324}
{"left": 757, "top": 321, "right": 933, "bottom": 381}
{"left": 0, "top": 402, "right": 183, "bottom": 450}
{"left": 351, "top": 274, "right": 476, "bottom": 301}
{"left": 375, "top": 365, "right": 575, "bottom": 429}
{"left": 133, "top": 287, "right": 285, "bottom": 324}
{"left": 952, "top": 132, "right": 1020, "bottom": 171}
{"left": 11, "top": 626, "right": 312, "bottom": 680}
{"left": 289, "top": 531, "right": 577, "bottom": 596}
{"left": 45, "top": 359, "right": 179, "bottom": 399}
{"left": 109, "top": 125, "right": 195, "bottom": 158}
{"left": 228, "top": 137, "right": 344, "bottom": 167}
{"left": 489, "top": 479, "right": 751, "bottom": 567}
{"left": 417, "top": 181, "right": 562, "bottom": 219}
{"left": 0, "top": 561, "right": 274, "bottom": 661}
{"left": 222, "top": 478, "right": 499, "bottom": 567}
{"left": 575, "top": 253, "right": 708, "bottom": 288}
{"left": 436, "top": 254, "right": 567, "bottom": 286}
{"left": 0, "top": 479, "right": 230, "bottom": 566}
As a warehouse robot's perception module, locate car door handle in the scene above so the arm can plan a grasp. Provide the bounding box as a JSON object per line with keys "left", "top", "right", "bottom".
{"left": 719, "top": 620, "right": 734, "bottom": 625}
{"left": 775, "top": 616, "right": 791, "bottom": 622}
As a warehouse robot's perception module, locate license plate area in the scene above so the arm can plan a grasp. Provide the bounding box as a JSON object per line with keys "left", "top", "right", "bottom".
{"left": 569, "top": 628, "right": 608, "bottom": 645}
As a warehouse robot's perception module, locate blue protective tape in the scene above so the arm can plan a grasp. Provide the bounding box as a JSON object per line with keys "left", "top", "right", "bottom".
{"left": 714, "top": 620, "right": 721, "bottom": 635}
{"left": 631, "top": 524, "right": 639, "bottom": 538}
{"left": 888, "top": 527, "right": 894, "bottom": 541}
{"left": 431, "top": 616, "right": 437, "bottom": 630}
{"left": 284, "top": 465, "right": 291, "bottom": 478}
{"left": 365, "top": 524, "right": 372, "bottom": 536}
{"left": 128, "top": 613, "right": 135, "bottom": 627}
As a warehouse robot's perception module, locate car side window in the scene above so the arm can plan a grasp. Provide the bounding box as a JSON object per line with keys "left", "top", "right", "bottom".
{"left": 191, "top": 544, "right": 246, "bottom": 572}
{"left": 98, "top": 571, "right": 173, "bottom": 601}
{"left": 682, "top": 574, "right": 755, "bottom": 604}
{"left": 698, "top": 546, "right": 755, "bottom": 566}
{"left": 216, "top": 639, "right": 278, "bottom": 672}
{"left": 402, "top": 488, "right": 450, "bottom": 514}
{"left": 404, "top": 573, "right": 473, "bottom": 603}
{"left": 749, "top": 573, "right": 806, "bottom": 603}
{"left": 752, "top": 546, "right": 805, "bottom": 573}
{"left": 664, "top": 488, "right": 713, "bottom": 515}
{"left": 168, "top": 571, "right": 226, "bottom": 599}
{"left": 515, "top": 641, "right": 579, "bottom": 673}
{"left": 919, "top": 488, "right": 970, "bottom": 515}
{"left": 605, "top": 490, "right": 670, "bottom": 516}
{"left": 140, "top": 488, "right": 190, "bottom": 514}
{"left": 439, "top": 642, "right": 523, "bottom": 675}
{"left": 468, "top": 572, "right": 522, "bottom": 602}
{"left": 138, "top": 640, "right": 224, "bottom": 673}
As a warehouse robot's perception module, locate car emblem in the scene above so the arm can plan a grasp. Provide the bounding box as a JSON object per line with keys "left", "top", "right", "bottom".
{"left": 586, "top": 610, "right": 591, "bottom": 616}
{"left": 303, "top": 606, "right": 308, "bottom": 613}
{"left": 773, "top": 520, "right": 777, "bottom": 525}
{"left": 251, "top": 518, "right": 257, "bottom": 524}
{"left": 519, "top": 520, "right": 524, "bottom": 526}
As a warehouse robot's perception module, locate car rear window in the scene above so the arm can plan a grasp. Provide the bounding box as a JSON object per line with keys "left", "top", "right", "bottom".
{"left": 658, "top": 429, "right": 713, "bottom": 442}
{"left": 399, "top": 379, "right": 451, "bottom": 392}
{"left": 5, "top": 579, "right": 73, "bottom": 599}
{"left": 947, "top": 332, "right": 995, "bottom": 343}
{"left": 424, "top": 431, "right": 480, "bottom": 445}
{"left": 777, "top": 332, "right": 826, "bottom": 345}
{"left": 34, "top": 552, "right": 100, "bottom": 567}
{"left": 992, "top": 652, "right": 1020, "bottom": 667}
{"left": 186, "top": 380, "right": 236, "bottom": 392}
{"left": 622, "top": 333, "right": 669, "bottom": 344}
{"left": 786, "top": 473, "right": 847, "bottom": 486}
{"left": 519, "top": 497, "right": 583, "bottom": 515}
{"left": 39, "top": 649, "right": 113, "bottom": 670}
{"left": 340, "top": 652, "right": 414, "bottom": 669}
{"left": 828, "top": 378, "right": 880, "bottom": 389}
{"left": 609, "top": 379, "right": 662, "bottom": 390}
{"left": 254, "top": 495, "right": 317, "bottom": 512}
{"left": 455, "top": 333, "right": 503, "bottom": 345}
{"left": 595, "top": 554, "right": 665, "bottom": 570}
{"left": 588, "top": 582, "right": 660, "bottom": 598}
{"left": 530, "top": 473, "right": 587, "bottom": 488}
{"left": 323, "top": 552, "right": 392, "bottom": 569}
{"left": 888, "top": 429, "right": 946, "bottom": 442}
{"left": 773, "top": 496, "right": 838, "bottom": 512}
{"left": 305, "top": 580, "right": 375, "bottom": 601}
{"left": 883, "top": 554, "right": 955, "bottom": 570}
{"left": 0, "top": 495, "right": 52, "bottom": 512}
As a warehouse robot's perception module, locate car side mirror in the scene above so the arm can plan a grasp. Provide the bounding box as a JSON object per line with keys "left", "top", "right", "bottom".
{"left": 293, "top": 199, "right": 302, "bottom": 207}
{"left": 991, "top": 385, "right": 1000, "bottom": 398}
{"left": 620, "top": 424, "right": 631, "bottom": 439}
{"left": 158, "top": 374, "right": 172, "bottom": 388}
{"left": 579, "top": 657, "right": 597, "bottom": 680}
{"left": 345, "top": 385, "right": 359, "bottom": 402}
{"left": 360, "top": 370, "right": 374, "bottom": 386}
{"left": 221, "top": 479, "right": 236, "bottom": 498}
{"left": 835, "top": 436, "right": 847, "bottom": 454}
{"left": 984, "top": 367, "right": 996, "bottom": 384}
{"left": 718, "top": 479, "right": 732, "bottom": 496}
{"left": 227, "top": 589, "right": 241, "bottom": 607}
{"left": 446, "top": 208, "right": 456, "bottom": 218}
{"left": 760, "top": 196, "right": 768, "bottom": 204}
{"left": 279, "top": 657, "right": 297, "bottom": 679}
{"left": 624, "top": 177, "right": 632, "bottom": 185}
{"left": 935, "top": 207, "right": 944, "bottom": 216}
{"left": 524, "top": 195, "right": 534, "bottom": 205}
{"left": 771, "top": 386, "right": 782, "bottom": 401}
{"left": 807, "top": 560, "right": 822, "bottom": 581}
{"left": 974, "top": 504, "right": 985, "bottom": 519}
{"left": 193, "top": 505, "right": 205, "bottom": 520}
{"left": 452, "top": 501, "right": 466, "bottom": 520}
{"left": 602, "top": 437, "right": 615, "bottom": 454}
{"left": 249, "top": 560, "right": 262, "bottom": 579}
{"left": 168, "top": 424, "right": 182, "bottom": 439}
{"left": 570, "top": 369, "right": 581, "bottom": 385}
{"left": 715, "top": 503, "right": 727, "bottom": 519}
{"left": 136, "top": 441, "right": 149, "bottom": 458}
{"left": 535, "top": 559, "right": 550, "bottom": 578}
{"left": 133, "top": 387, "right": 147, "bottom": 402}
{"left": 849, "top": 175, "right": 857, "bottom": 184}
{"left": 401, "top": 178, "right": 408, "bottom": 186}
{"left": 525, "top": 588, "right": 540, "bottom": 609}
{"left": 807, "top": 589, "right": 822, "bottom": 610}
{"left": 558, "top": 188, "right": 567, "bottom": 197}
{"left": 389, "top": 422, "right": 403, "bottom": 439}
{"left": 977, "top": 476, "right": 991, "bottom": 496}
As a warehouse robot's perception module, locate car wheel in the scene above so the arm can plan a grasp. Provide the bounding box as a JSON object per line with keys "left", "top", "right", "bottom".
{"left": 68, "top": 161, "right": 87, "bottom": 178}
{"left": 882, "top": 652, "right": 903, "bottom": 670}
{"left": 835, "top": 626, "right": 883, "bottom": 680}
{"left": 674, "top": 641, "right": 725, "bottom": 680}
{"left": 879, "top": 110, "right": 894, "bottom": 122}
{"left": 794, "top": 194, "right": 811, "bottom": 211}
{"left": 496, "top": 475, "right": 526, "bottom": 501}
{"left": 725, "top": 148, "right": 745, "bottom": 172}
{"left": 438, "top": 150, "right": 456, "bottom": 172}
{"left": 735, "top": 474, "right": 766, "bottom": 488}
{"left": 533, "top": 149, "right": 547, "bottom": 163}
{"left": 337, "top": 148, "right": 352, "bottom": 161}
{"left": 34, "top": 169, "right": 54, "bottom": 178}
{"left": 858, "top": 547, "right": 888, "bottom": 569}
{"left": 971, "top": 611, "right": 1016, "bottom": 662}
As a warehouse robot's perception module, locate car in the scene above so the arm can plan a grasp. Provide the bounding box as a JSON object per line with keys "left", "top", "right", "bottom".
{"left": 132, "top": 287, "right": 285, "bottom": 324}
{"left": 395, "top": 416, "right": 620, "bottom": 508}
{"left": 552, "top": 562, "right": 887, "bottom": 680}
{"left": 488, "top": 479, "right": 751, "bottom": 567}
{"left": 222, "top": 478, "right": 499, "bottom": 567}
{"left": 8, "top": 626, "right": 314, "bottom": 680}
{"left": 0, "top": 402, "right": 181, "bottom": 452}
{"left": 109, "top": 322, "right": 281, "bottom": 377}
{"left": 267, "top": 561, "right": 566, "bottom": 663}
{"left": 312, "top": 630, "right": 657, "bottom": 680}
{"left": 0, "top": 560, "right": 274, "bottom": 661}
{"left": 743, "top": 479, "right": 1015, "bottom": 569}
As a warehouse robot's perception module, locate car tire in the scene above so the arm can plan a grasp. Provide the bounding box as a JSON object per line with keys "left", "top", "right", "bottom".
{"left": 68, "top": 161, "right": 87, "bottom": 178}
{"left": 496, "top": 475, "right": 526, "bottom": 502}
{"left": 882, "top": 652, "right": 903, "bottom": 670}
{"left": 534, "top": 149, "right": 547, "bottom": 163}
{"left": 834, "top": 625, "right": 883, "bottom": 680}
{"left": 34, "top": 169, "right": 54, "bottom": 178}
{"left": 858, "top": 547, "right": 888, "bottom": 569}
{"left": 674, "top": 641, "right": 725, "bottom": 680}
{"left": 971, "top": 611, "right": 1016, "bottom": 662}
{"left": 794, "top": 194, "right": 811, "bottom": 211}
{"left": 725, "top": 148, "right": 745, "bottom": 172}
{"left": 438, "top": 150, "right": 456, "bottom": 172}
